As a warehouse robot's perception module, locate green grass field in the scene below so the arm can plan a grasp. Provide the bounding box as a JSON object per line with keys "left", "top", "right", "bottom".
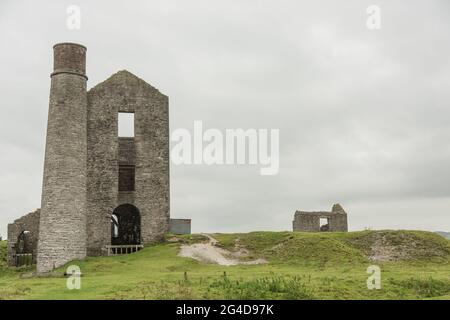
{"left": 0, "top": 230, "right": 449, "bottom": 300}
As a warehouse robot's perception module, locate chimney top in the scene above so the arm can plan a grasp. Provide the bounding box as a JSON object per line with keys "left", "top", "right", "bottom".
{"left": 51, "top": 42, "right": 87, "bottom": 80}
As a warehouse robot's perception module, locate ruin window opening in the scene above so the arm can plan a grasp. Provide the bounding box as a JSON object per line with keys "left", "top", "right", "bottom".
{"left": 118, "top": 112, "right": 135, "bottom": 137}
{"left": 119, "top": 165, "right": 135, "bottom": 191}
{"left": 320, "top": 218, "right": 329, "bottom": 232}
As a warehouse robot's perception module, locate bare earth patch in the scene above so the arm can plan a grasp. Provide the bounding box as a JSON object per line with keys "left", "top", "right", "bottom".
{"left": 368, "top": 233, "right": 419, "bottom": 262}
{"left": 178, "top": 234, "right": 267, "bottom": 266}
{"left": 369, "top": 237, "right": 409, "bottom": 262}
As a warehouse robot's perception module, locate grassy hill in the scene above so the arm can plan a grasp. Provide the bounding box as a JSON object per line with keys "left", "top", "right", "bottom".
{"left": 0, "top": 231, "right": 449, "bottom": 300}
{"left": 213, "top": 230, "right": 450, "bottom": 265}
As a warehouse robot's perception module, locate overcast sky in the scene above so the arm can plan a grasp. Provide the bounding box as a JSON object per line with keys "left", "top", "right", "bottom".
{"left": 1, "top": 0, "right": 449, "bottom": 238}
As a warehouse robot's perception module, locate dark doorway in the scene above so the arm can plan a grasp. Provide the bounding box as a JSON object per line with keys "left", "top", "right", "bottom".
{"left": 111, "top": 204, "right": 141, "bottom": 245}
{"left": 16, "top": 231, "right": 33, "bottom": 254}
{"left": 15, "top": 231, "right": 33, "bottom": 266}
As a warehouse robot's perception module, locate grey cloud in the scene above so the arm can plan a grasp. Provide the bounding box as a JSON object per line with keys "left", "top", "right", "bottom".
{"left": 1, "top": 0, "right": 449, "bottom": 238}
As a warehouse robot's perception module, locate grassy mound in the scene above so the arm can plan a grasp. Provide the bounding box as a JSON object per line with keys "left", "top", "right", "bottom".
{"left": 212, "top": 230, "right": 450, "bottom": 266}
{"left": 346, "top": 230, "right": 450, "bottom": 263}
{"left": 0, "top": 231, "right": 449, "bottom": 300}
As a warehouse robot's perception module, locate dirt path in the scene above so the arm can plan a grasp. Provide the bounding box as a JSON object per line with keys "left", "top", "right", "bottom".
{"left": 178, "top": 234, "right": 267, "bottom": 266}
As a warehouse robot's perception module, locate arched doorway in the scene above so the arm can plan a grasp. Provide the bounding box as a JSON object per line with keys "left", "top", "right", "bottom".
{"left": 111, "top": 204, "right": 141, "bottom": 245}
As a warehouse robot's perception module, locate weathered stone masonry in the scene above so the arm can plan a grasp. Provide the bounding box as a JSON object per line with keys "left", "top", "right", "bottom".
{"left": 37, "top": 43, "right": 88, "bottom": 273}
{"left": 86, "top": 69, "right": 170, "bottom": 256}
{"left": 293, "top": 204, "right": 348, "bottom": 232}
{"left": 7, "top": 209, "right": 40, "bottom": 266}
{"left": 8, "top": 43, "right": 172, "bottom": 272}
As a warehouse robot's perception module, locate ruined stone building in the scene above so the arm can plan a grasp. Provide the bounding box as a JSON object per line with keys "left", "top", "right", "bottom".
{"left": 293, "top": 204, "right": 348, "bottom": 232}
{"left": 7, "top": 43, "right": 188, "bottom": 273}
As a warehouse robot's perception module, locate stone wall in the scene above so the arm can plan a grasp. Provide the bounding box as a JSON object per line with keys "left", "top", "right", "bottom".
{"left": 293, "top": 213, "right": 321, "bottom": 232}
{"left": 86, "top": 70, "right": 170, "bottom": 255}
{"left": 37, "top": 43, "right": 88, "bottom": 273}
{"left": 118, "top": 137, "right": 136, "bottom": 165}
{"left": 7, "top": 209, "right": 40, "bottom": 266}
{"left": 118, "top": 138, "right": 136, "bottom": 192}
{"left": 293, "top": 204, "right": 348, "bottom": 232}
{"left": 9, "top": 43, "right": 171, "bottom": 270}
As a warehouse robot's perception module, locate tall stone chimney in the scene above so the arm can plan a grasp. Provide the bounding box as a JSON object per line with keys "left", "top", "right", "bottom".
{"left": 37, "top": 43, "right": 88, "bottom": 273}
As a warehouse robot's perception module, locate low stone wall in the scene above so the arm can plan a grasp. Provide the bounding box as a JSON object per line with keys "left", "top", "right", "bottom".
{"left": 7, "top": 209, "right": 41, "bottom": 266}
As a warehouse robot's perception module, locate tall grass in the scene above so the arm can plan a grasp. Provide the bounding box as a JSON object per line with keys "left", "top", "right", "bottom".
{"left": 209, "top": 275, "right": 316, "bottom": 300}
